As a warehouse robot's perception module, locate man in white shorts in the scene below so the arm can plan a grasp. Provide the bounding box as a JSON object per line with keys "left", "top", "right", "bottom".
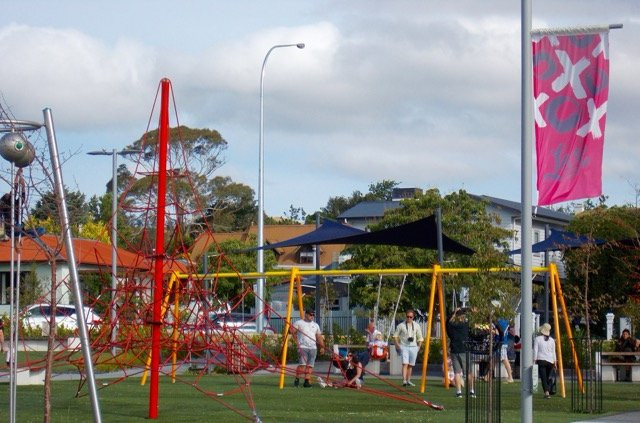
{"left": 291, "top": 309, "right": 325, "bottom": 387}
{"left": 393, "top": 309, "right": 423, "bottom": 387}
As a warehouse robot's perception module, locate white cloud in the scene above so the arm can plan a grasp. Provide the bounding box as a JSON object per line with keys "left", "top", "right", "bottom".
{"left": 0, "top": 1, "right": 638, "bottom": 212}
{"left": 0, "top": 24, "right": 157, "bottom": 130}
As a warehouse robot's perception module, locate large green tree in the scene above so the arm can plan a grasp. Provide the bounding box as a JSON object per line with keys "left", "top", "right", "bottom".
{"left": 342, "top": 188, "right": 516, "bottom": 323}
{"left": 195, "top": 176, "right": 256, "bottom": 232}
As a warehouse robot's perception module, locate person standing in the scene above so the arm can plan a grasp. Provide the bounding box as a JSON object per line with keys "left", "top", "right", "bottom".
{"left": 498, "top": 319, "right": 514, "bottom": 383}
{"left": 291, "top": 309, "right": 325, "bottom": 387}
{"left": 533, "top": 323, "right": 557, "bottom": 399}
{"left": 393, "top": 309, "right": 423, "bottom": 387}
{"left": 446, "top": 308, "right": 475, "bottom": 398}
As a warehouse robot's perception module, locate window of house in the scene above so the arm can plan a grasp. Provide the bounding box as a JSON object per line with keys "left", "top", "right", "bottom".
{"left": 297, "top": 245, "right": 315, "bottom": 265}
{"left": 0, "top": 271, "right": 30, "bottom": 305}
{"left": 534, "top": 231, "right": 540, "bottom": 243}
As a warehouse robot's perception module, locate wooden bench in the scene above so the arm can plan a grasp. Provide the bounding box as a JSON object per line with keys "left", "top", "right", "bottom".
{"left": 599, "top": 352, "right": 640, "bottom": 382}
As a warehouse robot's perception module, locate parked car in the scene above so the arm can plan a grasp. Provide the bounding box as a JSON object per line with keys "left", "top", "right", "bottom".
{"left": 209, "top": 312, "right": 275, "bottom": 335}
{"left": 22, "top": 303, "right": 102, "bottom": 333}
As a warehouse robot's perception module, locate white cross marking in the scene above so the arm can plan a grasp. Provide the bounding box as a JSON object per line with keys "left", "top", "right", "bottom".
{"left": 552, "top": 50, "right": 590, "bottom": 99}
{"left": 576, "top": 99, "right": 607, "bottom": 139}
{"left": 591, "top": 36, "right": 608, "bottom": 59}
{"left": 534, "top": 92, "right": 549, "bottom": 127}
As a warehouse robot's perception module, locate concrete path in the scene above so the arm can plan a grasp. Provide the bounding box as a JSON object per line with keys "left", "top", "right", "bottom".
{"left": 573, "top": 411, "right": 640, "bottom": 422}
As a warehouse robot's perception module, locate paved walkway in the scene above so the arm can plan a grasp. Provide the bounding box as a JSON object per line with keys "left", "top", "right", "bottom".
{"left": 573, "top": 411, "right": 640, "bottom": 422}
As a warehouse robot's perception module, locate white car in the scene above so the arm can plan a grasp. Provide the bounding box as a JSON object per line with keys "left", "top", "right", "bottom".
{"left": 23, "top": 303, "right": 102, "bottom": 333}
{"left": 209, "top": 312, "right": 275, "bottom": 335}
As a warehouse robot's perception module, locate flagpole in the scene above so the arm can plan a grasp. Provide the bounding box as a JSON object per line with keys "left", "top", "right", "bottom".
{"left": 520, "top": 1, "right": 533, "bottom": 423}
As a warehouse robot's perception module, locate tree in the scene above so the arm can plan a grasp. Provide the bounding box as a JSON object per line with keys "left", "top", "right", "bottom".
{"left": 121, "top": 126, "right": 240, "bottom": 249}
{"left": 30, "top": 188, "right": 91, "bottom": 234}
{"left": 266, "top": 205, "right": 307, "bottom": 225}
{"left": 342, "top": 188, "right": 517, "bottom": 324}
{"left": 564, "top": 206, "right": 640, "bottom": 336}
{"left": 196, "top": 176, "right": 256, "bottom": 232}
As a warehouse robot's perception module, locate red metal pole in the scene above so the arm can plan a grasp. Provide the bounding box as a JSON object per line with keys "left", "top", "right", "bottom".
{"left": 149, "top": 78, "right": 170, "bottom": 419}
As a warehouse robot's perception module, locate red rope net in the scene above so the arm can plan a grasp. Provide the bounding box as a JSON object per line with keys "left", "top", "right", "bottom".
{"left": 2, "top": 80, "right": 442, "bottom": 420}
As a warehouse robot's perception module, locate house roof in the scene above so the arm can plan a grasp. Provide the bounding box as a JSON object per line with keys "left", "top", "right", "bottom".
{"left": 337, "top": 201, "right": 401, "bottom": 219}
{"left": 476, "top": 195, "right": 573, "bottom": 223}
{"left": 0, "top": 234, "right": 148, "bottom": 270}
{"left": 190, "top": 225, "right": 350, "bottom": 268}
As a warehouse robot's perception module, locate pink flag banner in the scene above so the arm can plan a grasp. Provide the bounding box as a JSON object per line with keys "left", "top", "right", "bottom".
{"left": 532, "top": 30, "right": 609, "bottom": 206}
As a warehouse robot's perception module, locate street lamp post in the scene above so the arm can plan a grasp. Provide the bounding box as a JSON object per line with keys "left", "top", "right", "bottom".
{"left": 257, "top": 43, "right": 305, "bottom": 332}
{"left": 87, "top": 148, "right": 141, "bottom": 354}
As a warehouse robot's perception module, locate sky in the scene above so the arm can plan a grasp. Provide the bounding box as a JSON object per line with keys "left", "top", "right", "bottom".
{"left": 1, "top": 1, "right": 639, "bottom": 218}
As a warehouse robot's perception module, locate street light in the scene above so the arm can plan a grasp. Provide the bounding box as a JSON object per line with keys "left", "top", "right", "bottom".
{"left": 256, "top": 43, "right": 305, "bottom": 332}
{"left": 87, "top": 148, "right": 141, "bottom": 353}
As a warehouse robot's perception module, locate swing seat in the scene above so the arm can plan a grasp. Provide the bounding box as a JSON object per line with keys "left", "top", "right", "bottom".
{"left": 370, "top": 345, "right": 389, "bottom": 361}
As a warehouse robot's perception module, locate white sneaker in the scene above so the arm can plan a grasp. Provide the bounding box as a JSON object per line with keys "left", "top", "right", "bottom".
{"left": 317, "top": 377, "right": 327, "bottom": 388}
{"left": 406, "top": 380, "right": 415, "bottom": 387}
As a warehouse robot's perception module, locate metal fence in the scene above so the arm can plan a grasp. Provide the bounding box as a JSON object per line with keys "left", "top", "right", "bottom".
{"left": 269, "top": 315, "right": 370, "bottom": 335}
{"left": 269, "top": 314, "right": 435, "bottom": 343}
{"left": 465, "top": 340, "right": 502, "bottom": 423}
{"left": 570, "top": 338, "right": 603, "bottom": 414}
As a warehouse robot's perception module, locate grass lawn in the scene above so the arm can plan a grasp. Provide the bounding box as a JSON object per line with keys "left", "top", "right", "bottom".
{"left": 1, "top": 373, "right": 638, "bottom": 422}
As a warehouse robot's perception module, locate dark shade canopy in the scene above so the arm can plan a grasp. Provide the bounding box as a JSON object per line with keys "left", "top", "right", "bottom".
{"left": 254, "top": 215, "right": 475, "bottom": 255}
{"left": 254, "top": 219, "right": 365, "bottom": 251}
{"left": 509, "top": 228, "right": 605, "bottom": 254}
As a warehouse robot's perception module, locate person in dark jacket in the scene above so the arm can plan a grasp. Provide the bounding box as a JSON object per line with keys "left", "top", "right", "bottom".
{"left": 615, "top": 329, "right": 639, "bottom": 382}
{"left": 447, "top": 308, "right": 475, "bottom": 398}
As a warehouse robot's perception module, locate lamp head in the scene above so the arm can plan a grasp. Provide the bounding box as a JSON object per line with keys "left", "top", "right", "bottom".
{"left": 296, "top": 43, "right": 305, "bottom": 49}
{"left": 0, "top": 132, "right": 36, "bottom": 168}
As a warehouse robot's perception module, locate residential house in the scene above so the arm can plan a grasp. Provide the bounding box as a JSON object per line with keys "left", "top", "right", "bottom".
{"left": 0, "top": 234, "right": 148, "bottom": 316}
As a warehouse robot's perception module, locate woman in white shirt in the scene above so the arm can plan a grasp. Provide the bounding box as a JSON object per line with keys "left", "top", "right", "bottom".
{"left": 533, "top": 323, "right": 557, "bottom": 399}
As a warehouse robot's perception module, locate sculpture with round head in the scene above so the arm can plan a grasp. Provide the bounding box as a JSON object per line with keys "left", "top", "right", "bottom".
{"left": 0, "top": 132, "right": 36, "bottom": 167}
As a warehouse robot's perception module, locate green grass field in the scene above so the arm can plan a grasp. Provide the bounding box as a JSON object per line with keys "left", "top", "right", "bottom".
{"left": 1, "top": 373, "right": 638, "bottom": 422}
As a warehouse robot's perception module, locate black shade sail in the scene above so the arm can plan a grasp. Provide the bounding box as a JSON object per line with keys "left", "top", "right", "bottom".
{"left": 254, "top": 215, "right": 475, "bottom": 255}
{"left": 509, "top": 228, "right": 605, "bottom": 254}
{"left": 254, "top": 219, "right": 365, "bottom": 251}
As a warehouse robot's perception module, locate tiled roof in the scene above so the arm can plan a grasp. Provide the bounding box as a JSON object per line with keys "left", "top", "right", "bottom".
{"left": 0, "top": 235, "right": 149, "bottom": 270}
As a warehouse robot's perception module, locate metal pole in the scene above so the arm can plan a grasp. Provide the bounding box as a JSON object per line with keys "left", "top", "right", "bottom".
{"left": 87, "top": 148, "right": 141, "bottom": 355}
{"left": 256, "top": 42, "right": 305, "bottom": 332}
{"left": 436, "top": 206, "right": 444, "bottom": 265}
{"left": 436, "top": 207, "right": 445, "bottom": 312}
{"left": 110, "top": 149, "right": 118, "bottom": 355}
{"left": 43, "top": 108, "right": 102, "bottom": 423}
{"left": 544, "top": 224, "right": 550, "bottom": 325}
{"left": 314, "top": 213, "right": 321, "bottom": 320}
{"left": 8, "top": 164, "right": 16, "bottom": 423}
{"left": 520, "top": 1, "right": 533, "bottom": 422}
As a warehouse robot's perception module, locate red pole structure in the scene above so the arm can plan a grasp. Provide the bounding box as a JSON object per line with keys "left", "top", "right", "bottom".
{"left": 149, "top": 78, "right": 170, "bottom": 419}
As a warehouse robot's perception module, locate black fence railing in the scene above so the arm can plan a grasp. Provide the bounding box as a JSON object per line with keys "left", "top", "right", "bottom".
{"left": 465, "top": 340, "right": 502, "bottom": 423}
{"left": 570, "top": 337, "right": 603, "bottom": 414}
